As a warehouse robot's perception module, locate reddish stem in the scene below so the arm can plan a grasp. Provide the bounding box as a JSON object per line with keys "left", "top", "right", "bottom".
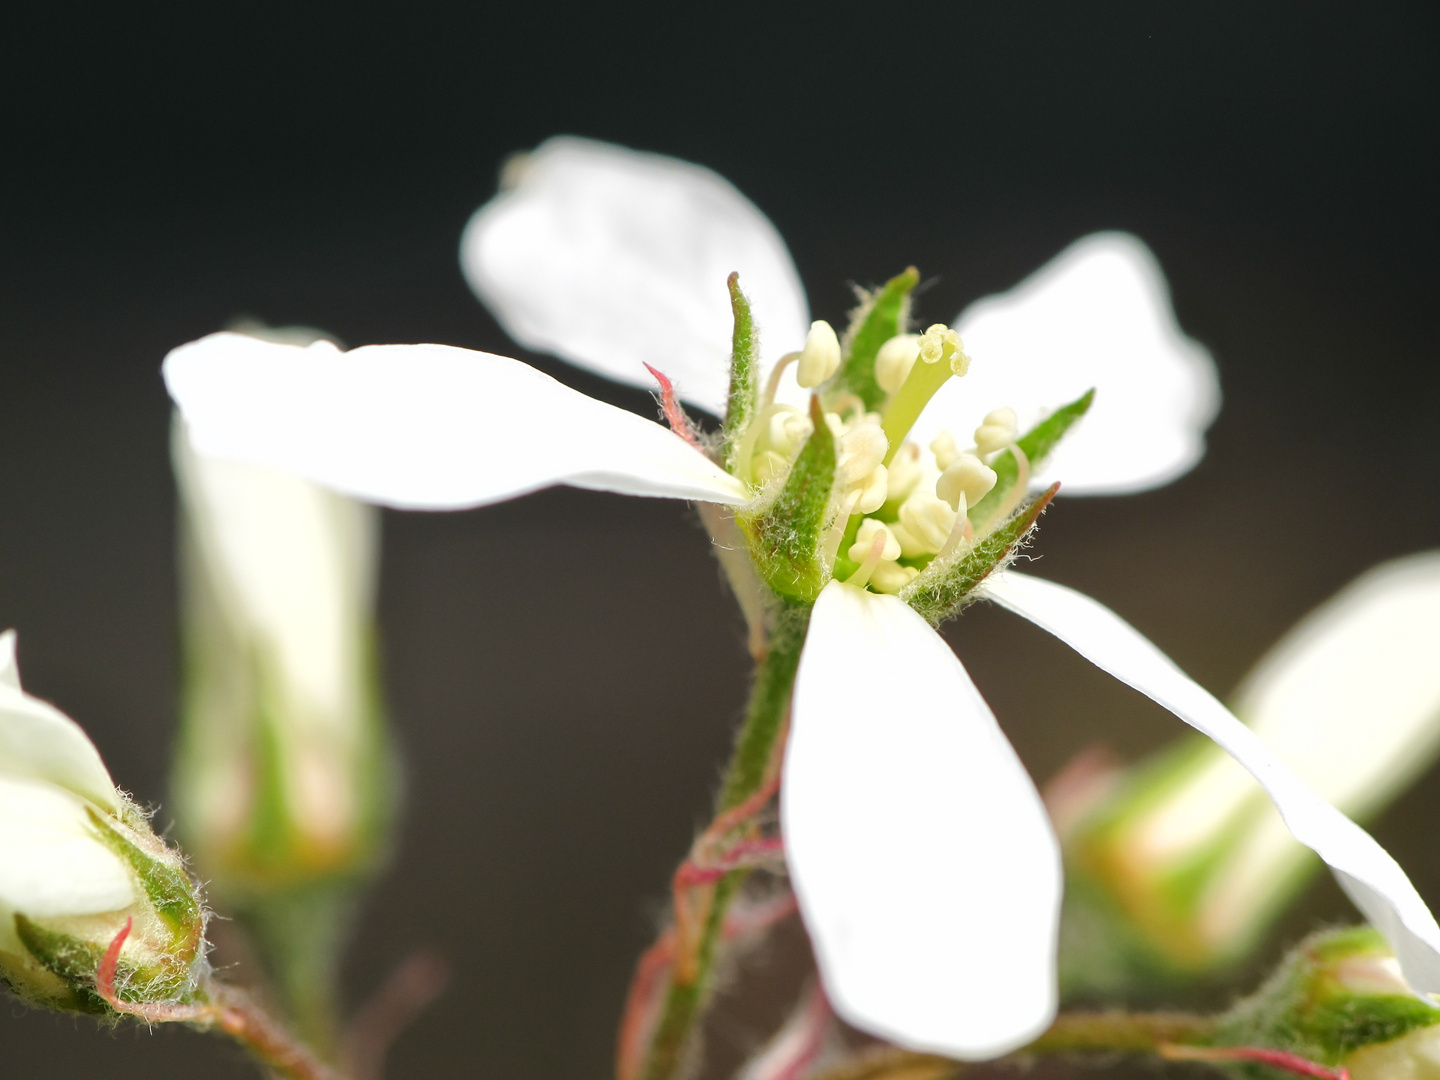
{"left": 341, "top": 949, "right": 450, "bottom": 1080}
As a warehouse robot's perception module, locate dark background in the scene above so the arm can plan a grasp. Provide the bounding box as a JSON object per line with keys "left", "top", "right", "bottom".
{"left": 1, "top": 3, "right": 1437, "bottom": 1077}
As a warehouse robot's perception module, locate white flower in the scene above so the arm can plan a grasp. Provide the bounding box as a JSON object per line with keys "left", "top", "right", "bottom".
{"left": 0, "top": 632, "right": 202, "bottom": 1009}
{"left": 1067, "top": 550, "right": 1440, "bottom": 975}
{"left": 162, "top": 136, "right": 1440, "bottom": 1061}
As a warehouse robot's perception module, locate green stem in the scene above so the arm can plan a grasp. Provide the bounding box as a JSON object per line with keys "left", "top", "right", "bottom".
{"left": 639, "top": 601, "right": 812, "bottom": 1080}
{"left": 805, "top": 1011, "right": 1217, "bottom": 1080}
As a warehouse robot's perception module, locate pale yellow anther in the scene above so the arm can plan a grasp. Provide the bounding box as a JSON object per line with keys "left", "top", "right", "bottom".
{"left": 887, "top": 521, "right": 929, "bottom": 560}
{"left": 936, "top": 454, "right": 998, "bottom": 512}
{"left": 874, "top": 333, "right": 922, "bottom": 395}
{"left": 852, "top": 464, "right": 889, "bottom": 515}
{"left": 767, "top": 406, "right": 812, "bottom": 457}
{"left": 837, "top": 421, "right": 889, "bottom": 485}
{"left": 898, "top": 492, "right": 957, "bottom": 554}
{"left": 930, "top": 430, "right": 961, "bottom": 471}
{"left": 848, "top": 518, "right": 901, "bottom": 564}
{"left": 915, "top": 324, "right": 971, "bottom": 376}
{"left": 796, "top": 320, "right": 842, "bottom": 388}
{"left": 974, "top": 407, "right": 1019, "bottom": 457}
{"left": 884, "top": 442, "right": 924, "bottom": 504}
{"left": 869, "top": 561, "right": 919, "bottom": 595}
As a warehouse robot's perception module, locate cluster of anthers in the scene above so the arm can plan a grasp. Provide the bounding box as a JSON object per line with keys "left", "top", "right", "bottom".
{"left": 735, "top": 320, "right": 1030, "bottom": 595}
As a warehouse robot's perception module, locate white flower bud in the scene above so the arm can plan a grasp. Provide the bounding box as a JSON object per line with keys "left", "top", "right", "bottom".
{"left": 916, "top": 324, "right": 971, "bottom": 376}
{"left": 837, "top": 421, "right": 889, "bottom": 485}
{"left": 930, "top": 430, "right": 961, "bottom": 471}
{"left": 874, "top": 334, "right": 921, "bottom": 395}
{"left": 847, "top": 518, "right": 901, "bottom": 564}
{"left": 796, "top": 320, "right": 841, "bottom": 388}
{"left": 936, "top": 454, "right": 999, "bottom": 511}
{"left": 974, "top": 406, "right": 1020, "bottom": 456}
{"left": 869, "top": 561, "right": 919, "bottom": 595}
{"left": 884, "top": 443, "right": 924, "bottom": 504}
{"left": 0, "top": 633, "right": 206, "bottom": 1012}
{"left": 852, "top": 465, "right": 889, "bottom": 515}
{"left": 898, "top": 493, "right": 957, "bottom": 554}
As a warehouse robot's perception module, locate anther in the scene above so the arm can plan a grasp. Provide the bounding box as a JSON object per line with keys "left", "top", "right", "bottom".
{"left": 936, "top": 454, "right": 998, "bottom": 511}
{"left": 885, "top": 442, "right": 924, "bottom": 503}
{"left": 847, "top": 518, "right": 901, "bottom": 564}
{"left": 931, "top": 430, "right": 961, "bottom": 471}
{"left": 874, "top": 334, "right": 921, "bottom": 395}
{"left": 898, "top": 492, "right": 957, "bottom": 554}
{"left": 852, "top": 464, "right": 888, "bottom": 515}
{"left": 796, "top": 320, "right": 842, "bottom": 388}
{"left": 844, "top": 527, "right": 894, "bottom": 590}
{"left": 974, "top": 407, "right": 1019, "bottom": 457}
{"left": 870, "top": 561, "right": 919, "bottom": 594}
{"left": 837, "top": 421, "right": 889, "bottom": 485}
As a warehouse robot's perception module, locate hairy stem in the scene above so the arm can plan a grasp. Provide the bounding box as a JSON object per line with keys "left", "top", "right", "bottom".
{"left": 636, "top": 601, "right": 812, "bottom": 1080}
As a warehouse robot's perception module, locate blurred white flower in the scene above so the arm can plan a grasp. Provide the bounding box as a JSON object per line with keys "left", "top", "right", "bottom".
{"left": 162, "top": 137, "right": 1440, "bottom": 1061}
{"left": 1064, "top": 551, "right": 1440, "bottom": 980}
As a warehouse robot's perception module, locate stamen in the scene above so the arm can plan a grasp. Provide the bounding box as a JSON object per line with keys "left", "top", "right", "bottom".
{"left": 874, "top": 333, "right": 922, "bottom": 395}
{"left": 988, "top": 441, "right": 1031, "bottom": 524}
{"left": 935, "top": 493, "right": 976, "bottom": 561}
{"left": 761, "top": 352, "right": 801, "bottom": 409}
{"left": 1159, "top": 1044, "right": 1350, "bottom": 1079}
{"left": 796, "top": 321, "right": 842, "bottom": 388}
{"left": 843, "top": 529, "right": 891, "bottom": 590}
{"left": 974, "top": 407, "right": 1019, "bottom": 457}
{"left": 936, "top": 454, "right": 998, "bottom": 512}
{"left": 820, "top": 489, "right": 863, "bottom": 569}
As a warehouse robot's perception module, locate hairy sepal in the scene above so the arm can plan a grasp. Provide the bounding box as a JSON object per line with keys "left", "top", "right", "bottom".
{"left": 835, "top": 267, "right": 919, "bottom": 412}
{"left": 902, "top": 484, "right": 1059, "bottom": 625}
{"left": 739, "top": 397, "right": 836, "bottom": 602}
{"left": 723, "top": 273, "right": 759, "bottom": 471}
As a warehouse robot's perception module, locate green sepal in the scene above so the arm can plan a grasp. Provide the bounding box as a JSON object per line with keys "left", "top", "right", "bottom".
{"left": 86, "top": 807, "right": 202, "bottom": 953}
{"left": 739, "top": 397, "right": 835, "bottom": 602}
{"left": 11, "top": 915, "right": 193, "bottom": 1013}
{"left": 835, "top": 267, "right": 919, "bottom": 412}
{"left": 969, "top": 390, "right": 1094, "bottom": 529}
{"left": 723, "top": 272, "right": 759, "bottom": 471}
{"left": 1215, "top": 927, "right": 1440, "bottom": 1071}
{"left": 903, "top": 483, "right": 1059, "bottom": 625}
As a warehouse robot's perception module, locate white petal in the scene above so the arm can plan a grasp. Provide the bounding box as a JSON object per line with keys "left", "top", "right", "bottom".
{"left": 910, "top": 233, "right": 1220, "bottom": 495}
{"left": 164, "top": 333, "right": 750, "bottom": 509}
{"left": 981, "top": 570, "right": 1440, "bottom": 996}
{"left": 784, "top": 581, "right": 1060, "bottom": 1058}
{"left": 0, "top": 637, "right": 120, "bottom": 813}
{"left": 461, "top": 136, "right": 810, "bottom": 416}
{"left": 0, "top": 630, "right": 18, "bottom": 689}
{"left": 0, "top": 776, "right": 135, "bottom": 954}
{"left": 1236, "top": 550, "right": 1440, "bottom": 818}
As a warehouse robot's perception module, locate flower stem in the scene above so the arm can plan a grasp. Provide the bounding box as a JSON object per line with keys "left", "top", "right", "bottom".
{"left": 803, "top": 1011, "right": 1218, "bottom": 1080}
{"left": 636, "top": 600, "right": 812, "bottom": 1080}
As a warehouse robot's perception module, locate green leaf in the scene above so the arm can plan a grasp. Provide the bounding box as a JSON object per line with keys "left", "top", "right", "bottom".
{"left": 740, "top": 397, "right": 836, "bottom": 601}
{"left": 904, "top": 483, "right": 1059, "bottom": 625}
{"left": 835, "top": 267, "right": 919, "bottom": 412}
{"left": 969, "top": 389, "right": 1093, "bottom": 529}
{"left": 723, "top": 272, "right": 759, "bottom": 471}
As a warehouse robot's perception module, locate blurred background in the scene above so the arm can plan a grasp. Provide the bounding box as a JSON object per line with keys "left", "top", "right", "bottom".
{"left": 1, "top": 2, "right": 1436, "bottom": 1077}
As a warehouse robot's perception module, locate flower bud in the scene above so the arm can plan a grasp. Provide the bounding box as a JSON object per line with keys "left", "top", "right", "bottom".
{"left": 874, "top": 334, "right": 921, "bottom": 395}
{"left": 0, "top": 633, "right": 205, "bottom": 1013}
{"left": 170, "top": 326, "right": 398, "bottom": 1041}
{"left": 1213, "top": 927, "right": 1440, "bottom": 1078}
{"left": 796, "top": 320, "right": 841, "bottom": 388}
